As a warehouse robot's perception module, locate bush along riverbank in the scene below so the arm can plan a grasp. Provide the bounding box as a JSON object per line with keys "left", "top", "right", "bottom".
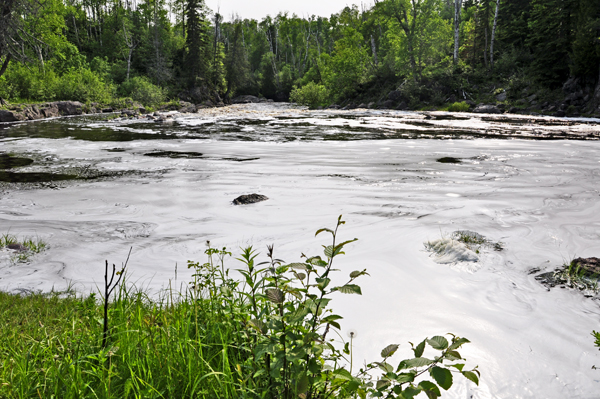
{"left": 0, "top": 217, "right": 479, "bottom": 399}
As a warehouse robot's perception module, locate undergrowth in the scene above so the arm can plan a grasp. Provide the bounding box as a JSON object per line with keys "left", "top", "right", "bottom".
{"left": 0, "top": 217, "right": 479, "bottom": 398}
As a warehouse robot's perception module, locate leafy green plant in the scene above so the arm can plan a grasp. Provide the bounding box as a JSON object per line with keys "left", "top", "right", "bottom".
{"left": 191, "top": 216, "right": 479, "bottom": 399}
{"left": 118, "top": 76, "right": 166, "bottom": 106}
{"left": 446, "top": 102, "right": 470, "bottom": 112}
{"left": 451, "top": 230, "right": 503, "bottom": 253}
{"left": 0, "top": 218, "right": 478, "bottom": 398}
{"left": 290, "top": 82, "right": 329, "bottom": 108}
{"left": 593, "top": 330, "right": 600, "bottom": 350}
{"left": 552, "top": 259, "right": 599, "bottom": 293}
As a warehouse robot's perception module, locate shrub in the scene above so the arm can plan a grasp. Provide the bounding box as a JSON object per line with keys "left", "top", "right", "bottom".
{"left": 447, "top": 101, "right": 470, "bottom": 112}
{"left": 594, "top": 330, "right": 600, "bottom": 349}
{"left": 54, "top": 68, "right": 115, "bottom": 103}
{"left": 289, "top": 82, "right": 329, "bottom": 108}
{"left": 118, "top": 76, "right": 166, "bottom": 106}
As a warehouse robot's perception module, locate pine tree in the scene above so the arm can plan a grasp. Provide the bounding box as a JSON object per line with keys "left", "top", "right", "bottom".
{"left": 185, "top": 0, "right": 209, "bottom": 87}
{"left": 526, "top": 0, "right": 575, "bottom": 86}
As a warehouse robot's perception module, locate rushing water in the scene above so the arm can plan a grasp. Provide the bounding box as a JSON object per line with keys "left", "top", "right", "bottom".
{"left": 1, "top": 104, "right": 600, "bottom": 398}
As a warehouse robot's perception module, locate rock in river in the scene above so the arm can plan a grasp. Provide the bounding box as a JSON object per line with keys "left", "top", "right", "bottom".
{"left": 233, "top": 194, "right": 269, "bottom": 205}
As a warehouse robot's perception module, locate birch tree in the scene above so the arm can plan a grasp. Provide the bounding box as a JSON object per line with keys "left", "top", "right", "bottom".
{"left": 489, "top": 0, "right": 499, "bottom": 72}
{"left": 453, "top": 0, "right": 462, "bottom": 63}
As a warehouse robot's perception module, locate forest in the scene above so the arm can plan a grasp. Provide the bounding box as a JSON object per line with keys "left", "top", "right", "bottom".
{"left": 1, "top": 0, "right": 600, "bottom": 115}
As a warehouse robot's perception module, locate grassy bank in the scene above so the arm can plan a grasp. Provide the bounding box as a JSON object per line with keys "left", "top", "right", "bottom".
{"left": 0, "top": 217, "right": 478, "bottom": 399}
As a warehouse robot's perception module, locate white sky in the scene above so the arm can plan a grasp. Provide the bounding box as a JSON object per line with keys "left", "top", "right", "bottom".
{"left": 204, "top": 0, "right": 372, "bottom": 21}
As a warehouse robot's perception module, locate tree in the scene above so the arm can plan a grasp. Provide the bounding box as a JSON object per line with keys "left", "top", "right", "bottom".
{"left": 526, "top": 0, "right": 575, "bottom": 86}
{"left": 224, "top": 20, "right": 250, "bottom": 98}
{"left": 0, "top": 0, "right": 41, "bottom": 78}
{"left": 184, "top": 0, "right": 209, "bottom": 87}
{"left": 453, "top": 0, "right": 463, "bottom": 63}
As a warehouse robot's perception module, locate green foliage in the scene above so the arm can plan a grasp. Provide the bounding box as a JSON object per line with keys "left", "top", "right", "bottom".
{"left": 446, "top": 101, "right": 470, "bottom": 112}
{"left": 118, "top": 76, "right": 166, "bottom": 105}
{"left": 290, "top": 82, "right": 329, "bottom": 107}
{"left": 0, "top": 217, "right": 478, "bottom": 398}
{"left": 593, "top": 330, "right": 600, "bottom": 349}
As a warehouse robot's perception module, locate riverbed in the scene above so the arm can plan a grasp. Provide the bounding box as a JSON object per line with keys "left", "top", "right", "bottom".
{"left": 1, "top": 104, "right": 600, "bottom": 398}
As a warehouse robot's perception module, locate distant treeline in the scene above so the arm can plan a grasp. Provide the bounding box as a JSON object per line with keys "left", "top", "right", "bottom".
{"left": 0, "top": 0, "right": 599, "bottom": 108}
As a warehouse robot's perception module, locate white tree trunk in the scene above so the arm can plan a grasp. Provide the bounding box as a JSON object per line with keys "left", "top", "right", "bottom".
{"left": 490, "top": 0, "right": 500, "bottom": 72}
{"left": 371, "top": 35, "right": 378, "bottom": 66}
{"left": 453, "top": 0, "right": 462, "bottom": 63}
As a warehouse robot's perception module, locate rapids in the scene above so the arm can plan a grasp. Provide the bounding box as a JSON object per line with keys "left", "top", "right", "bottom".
{"left": 1, "top": 103, "right": 600, "bottom": 398}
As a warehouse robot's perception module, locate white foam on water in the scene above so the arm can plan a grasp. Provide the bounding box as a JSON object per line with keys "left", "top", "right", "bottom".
{"left": 1, "top": 105, "right": 599, "bottom": 398}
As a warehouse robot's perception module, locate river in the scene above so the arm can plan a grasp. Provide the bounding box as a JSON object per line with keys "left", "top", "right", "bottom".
{"left": 1, "top": 103, "right": 600, "bottom": 398}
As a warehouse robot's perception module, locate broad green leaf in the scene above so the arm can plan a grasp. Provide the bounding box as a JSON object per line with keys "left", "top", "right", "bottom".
{"left": 315, "top": 228, "right": 334, "bottom": 236}
{"left": 445, "top": 350, "right": 462, "bottom": 361}
{"left": 316, "top": 277, "right": 331, "bottom": 290}
{"left": 376, "top": 379, "right": 391, "bottom": 390}
{"left": 296, "top": 374, "right": 309, "bottom": 394}
{"left": 430, "top": 367, "right": 453, "bottom": 390}
{"left": 413, "top": 339, "right": 426, "bottom": 358}
{"left": 248, "top": 319, "right": 266, "bottom": 334}
{"left": 399, "top": 386, "right": 421, "bottom": 399}
{"left": 322, "top": 314, "right": 344, "bottom": 323}
{"left": 395, "top": 372, "right": 415, "bottom": 384}
{"left": 335, "top": 238, "right": 358, "bottom": 251}
{"left": 332, "top": 368, "right": 353, "bottom": 381}
{"left": 295, "top": 272, "right": 307, "bottom": 280}
{"left": 448, "top": 337, "right": 470, "bottom": 350}
{"left": 376, "top": 362, "right": 394, "bottom": 373}
{"left": 398, "top": 357, "right": 433, "bottom": 370}
{"left": 350, "top": 270, "right": 367, "bottom": 278}
{"left": 462, "top": 371, "right": 479, "bottom": 386}
{"left": 381, "top": 344, "right": 399, "bottom": 358}
{"left": 265, "top": 288, "right": 284, "bottom": 304}
{"left": 418, "top": 381, "right": 441, "bottom": 399}
{"left": 324, "top": 245, "right": 334, "bottom": 258}
{"left": 346, "top": 380, "right": 360, "bottom": 391}
{"left": 427, "top": 336, "right": 449, "bottom": 350}
{"left": 450, "top": 363, "right": 465, "bottom": 372}
{"left": 333, "top": 284, "right": 362, "bottom": 295}
{"left": 288, "top": 263, "right": 308, "bottom": 270}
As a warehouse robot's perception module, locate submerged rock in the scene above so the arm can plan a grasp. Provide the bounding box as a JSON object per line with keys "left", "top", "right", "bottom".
{"left": 473, "top": 104, "right": 501, "bottom": 114}
{"left": 7, "top": 243, "right": 27, "bottom": 252}
{"left": 437, "top": 157, "right": 462, "bottom": 164}
{"left": 0, "top": 154, "right": 34, "bottom": 169}
{"left": 232, "top": 95, "right": 260, "bottom": 104}
{"left": 233, "top": 194, "right": 269, "bottom": 205}
{"left": 572, "top": 257, "right": 600, "bottom": 275}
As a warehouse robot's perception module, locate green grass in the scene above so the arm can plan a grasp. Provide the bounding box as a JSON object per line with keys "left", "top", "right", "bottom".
{"left": 552, "top": 259, "right": 600, "bottom": 293}
{"left": 0, "top": 287, "right": 246, "bottom": 399}
{"left": 0, "top": 218, "right": 478, "bottom": 399}
{"left": 0, "top": 233, "right": 47, "bottom": 263}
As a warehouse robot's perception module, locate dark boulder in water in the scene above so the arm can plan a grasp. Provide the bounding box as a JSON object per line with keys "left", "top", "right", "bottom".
{"left": 233, "top": 194, "right": 268, "bottom": 205}
{"left": 437, "top": 157, "right": 462, "bottom": 164}
{"left": 7, "top": 243, "right": 27, "bottom": 251}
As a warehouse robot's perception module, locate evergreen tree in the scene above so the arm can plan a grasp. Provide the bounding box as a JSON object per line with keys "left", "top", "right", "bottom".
{"left": 526, "top": 0, "right": 575, "bottom": 86}
{"left": 185, "top": 0, "right": 209, "bottom": 87}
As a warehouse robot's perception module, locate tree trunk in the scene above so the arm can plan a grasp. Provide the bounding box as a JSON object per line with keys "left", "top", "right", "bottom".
{"left": 371, "top": 34, "right": 378, "bottom": 65}
{"left": 0, "top": 54, "right": 11, "bottom": 79}
{"left": 453, "top": 0, "right": 462, "bottom": 63}
{"left": 489, "top": 0, "right": 500, "bottom": 72}
{"left": 127, "top": 48, "right": 133, "bottom": 80}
